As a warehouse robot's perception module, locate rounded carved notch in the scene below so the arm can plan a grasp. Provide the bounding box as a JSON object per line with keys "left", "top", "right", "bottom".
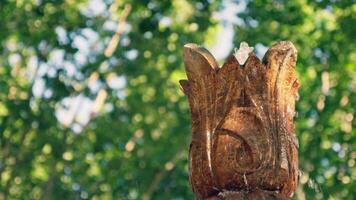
{"left": 180, "top": 42, "right": 299, "bottom": 200}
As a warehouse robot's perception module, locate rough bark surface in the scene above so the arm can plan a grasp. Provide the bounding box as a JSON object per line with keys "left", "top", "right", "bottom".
{"left": 180, "top": 41, "right": 300, "bottom": 200}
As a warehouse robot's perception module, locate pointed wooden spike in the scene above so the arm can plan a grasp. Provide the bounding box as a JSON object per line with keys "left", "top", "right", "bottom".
{"left": 183, "top": 43, "right": 218, "bottom": 80}
{"left": 244, "top": 53, "right": 266, "bottom": 86}
{"left": 269, "top": 41, "right": 297, "bottom": 54}
{"left": 263, "top": 41, "right": 297, "bottom": 67}
{"left": 219, "top": 55, "right": 240, "bottom": 74}
{"left": 263, "top": 41, "right": 298, "bottom": 99}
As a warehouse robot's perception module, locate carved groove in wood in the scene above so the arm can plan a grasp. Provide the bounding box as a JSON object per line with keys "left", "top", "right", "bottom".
{"left": 180, "top": 41, "right": 300, "bottom": 200}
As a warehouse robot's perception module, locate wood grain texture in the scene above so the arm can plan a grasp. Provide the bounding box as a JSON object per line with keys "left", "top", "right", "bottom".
{"left": 180, "top": 41, "right": 300, "bottom": 200}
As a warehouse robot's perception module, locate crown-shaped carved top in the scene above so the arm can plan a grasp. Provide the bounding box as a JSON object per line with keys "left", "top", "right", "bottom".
{"left": 180, "top": 41, "right": 300, "bottom": 200}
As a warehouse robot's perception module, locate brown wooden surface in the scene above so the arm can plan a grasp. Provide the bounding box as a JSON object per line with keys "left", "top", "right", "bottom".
{"left": 180, "top": 41, "right": 300, "bottom": 200}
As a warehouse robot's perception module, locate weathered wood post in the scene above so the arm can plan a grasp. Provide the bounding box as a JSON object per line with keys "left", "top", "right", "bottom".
{"left": 180, "top": 41, "right": 300, "bottom": 200}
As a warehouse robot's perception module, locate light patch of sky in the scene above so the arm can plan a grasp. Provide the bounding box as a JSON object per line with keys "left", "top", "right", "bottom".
{"left": 73, "top": 35, "right": 89, "bottom": 54}
{"left": 159, "top": 16, "right": 172, "bottom": 28}
{"left": 116, "top": 90, "right": 126, "bottom": 100}
{"left": 37, "top": 63, "right": 49, "bottom": 77}
{"left": 46, "top": 66, "right": 57, "bottom": 78}
{"left": 121, "top": 36, "right": 131, "bottom": 47}
{"left": 56, "top": 26, "right": 104, "bottom": 72}
{"left": 8, "top": 53, "right": 21, "bottom": 66}
{"left": 255, "top": 43, "right": 269, "bottom": 59}
{"left": 55, "top": 26, "right": 69, "bottom": 44}
{"left": 6, "top": 39, "right": 17, "bottom": 51}
{"left": 88, "top": 78, "right": 102, "bottom": 94}
{"left": 332, "top": 142, "right": 341, "bottom": 152}
{"left": 125, "top": 49, "right": 138, "bottom": 60}
{"left": 63, "top": 61, "right": 76, "bottom": 77}
{"left": 83, "top": 28, "right": 102, "bottom": 53}
{"left": 43, "top": 88, "right": 53, "bottom": 99}
{"left": 26, "top": 56, "right": 38, "bottom": 80}
{"left": 82, "top": 0, "right": 107, "bottom": 17}
{"left": 209, "top": 0, "right": 246, "bottom": 61}
{"left": 103, "top": 20, "right": 117, "bottom": 32}
{"left": 49, "top": 49, "right": 65, "bottom": 67}
{"left": 75, "top": 97, "right": 94, "bottom": 126}
{"left": 56, "top": 95, "right": 93, "bottom": 128}
{"left": 107, "top": 75, "right": 126, "bottom": 90}
{"left": 72, "top": 28, "right": 104, "bottom": 66}
{"left": 74, "top": 51, "right": 87, "bottom": 66}
{"left": 32, "top": 78, "right": 45, "bottom": 98}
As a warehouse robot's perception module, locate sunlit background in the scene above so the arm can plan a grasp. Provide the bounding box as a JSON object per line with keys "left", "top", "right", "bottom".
{"left": 0, "top": 0, "right": 355, "bottom": 199}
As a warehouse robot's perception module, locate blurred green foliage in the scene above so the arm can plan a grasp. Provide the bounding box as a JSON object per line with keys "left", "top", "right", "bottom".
{"left": 0, "top": 0, "right": 354, "bottom": 199}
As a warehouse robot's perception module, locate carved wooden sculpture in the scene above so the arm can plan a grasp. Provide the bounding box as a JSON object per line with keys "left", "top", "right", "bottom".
{"left": 180, "top": 41, "right": 300, "bottom": 200}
